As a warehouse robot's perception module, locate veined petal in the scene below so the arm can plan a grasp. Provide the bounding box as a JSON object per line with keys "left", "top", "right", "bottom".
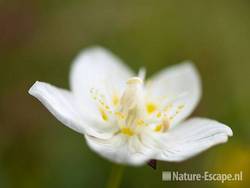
{"left": 29, "top": 81, "right": 118, "bottom": 139}
{"left": 85, "top": 134, "right": 156, "bottom": 165}
{"left": 147, "top": 62, "right": 201, "bottom": 127}
{"left": 154, "top": 118, "right": 233, "bottom": 162}
{"left": 70, "top": 46, "right": 134, "bottom": 115}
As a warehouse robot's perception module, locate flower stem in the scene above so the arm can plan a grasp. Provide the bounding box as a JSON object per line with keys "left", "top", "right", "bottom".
{"left": 106, "top": 163, "right": 125, "bottom": 188}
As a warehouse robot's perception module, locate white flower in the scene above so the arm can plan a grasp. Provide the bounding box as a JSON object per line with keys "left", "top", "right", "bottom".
{"left": 29, "top": 47, "right": 233, "bottom": 166}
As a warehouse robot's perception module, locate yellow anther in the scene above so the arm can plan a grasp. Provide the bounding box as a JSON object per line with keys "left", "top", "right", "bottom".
{"left": 115, "top": 112, "right": 125, "bottom": 119}
{"left": 112, "top": 95, "right": 120, "bottom": 106}
{"left": 154, "top": 117, "right": 170, "bottom": 132}
{"left": 154, "top": 124, "right": 163, "bottom": 132}
{"left": 136, "top": 119, "right": 145, "bottom": 126}
{"left": 156, "top": 112, "right": 162, "bottom": 118}
{"left": 146, "top": 102, "right": 157, "bottom": 114}
{"left": 99, "top": 100, "right": 104, "bottom": 105}
{"left": 99, "top": 108, "right": 108, "bottom": 121}
{"left": 121, "top": 127, "right": 134, "bottom": 136}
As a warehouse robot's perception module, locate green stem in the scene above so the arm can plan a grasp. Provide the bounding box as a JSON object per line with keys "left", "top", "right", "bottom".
{"left": 106, "top": 163, "right": 125, "bottom": 188}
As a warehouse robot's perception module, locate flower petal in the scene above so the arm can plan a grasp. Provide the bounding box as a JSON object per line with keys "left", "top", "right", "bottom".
{"left": 29, "top": 81, "right": 85, "bottom": 134}
{"left": 29, "top": 81, "right": 118, "bottom": 139}
{"left": 147, "top": 62, "right": 201, "bottom": 127}
{"left": 70, "top": 46, "right": 134, "bottom": 115}
{"left": 85, "top": 134, "right": 156, "bottom": 165}
{"left": 154, "top": 118, "right": 233, "bottom": 162}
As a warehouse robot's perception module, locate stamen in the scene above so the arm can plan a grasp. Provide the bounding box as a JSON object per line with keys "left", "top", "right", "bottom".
{"left": 136, "top": 119, "right": 145, "bottom": 126}
{"left": 105, "top": 105, "right": 110, "bottom": 110}
{"left": 115, "top": 112, "right": 125, "bottom": 119}
{"left": 121, "top": 127, "right": 134, "bottom": 136}
{"left": 99, "top": 108, "right": 109, "bottom": 121}
{"left": 99, "top": 100, "right": 105, "bottom": 106}
{"left": 164, "top": 102, "right": 173, "bottom": 112}
{"left": 169, "top": 103, "right": 185, "bottom": 121}
{"left": 146, "top": 102, "right": 157, "bottom": 114}
{"left": 112, "top": 94, "right": 120, "bottom": 106}
{"left": 90, "top": 77, "right": 176, "bottom": 136}
{"left": 154, "top": 117, "right": 170, "bottom": 132}
{"left": 156, "top": 112, "right": 162, "bottom": 118}
{"left": 162, "top": 117, "right": 170, "bottom": 131}
{"left": 178, "top": 104, "right": 185, "bottom": 109}
{"left": 154, "top": 124, "right": 163, "bottom": 132}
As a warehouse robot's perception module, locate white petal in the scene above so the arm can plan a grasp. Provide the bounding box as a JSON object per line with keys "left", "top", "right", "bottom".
{"left": 85, "top": 134, "right": 156, "bottom": 166}
{"left": 29, "top": 81, "right": 118, "bottom": 139}
{"left": 147, "top": 62, "right": 201, "bottom": 127}
{"left": 29, "top": 81, "right": 85, "bottom": 134}
{"left": 155, "top": 118, "right": 233, "bottom": 162}
{"left": 70, "top": 46, "right": 134, "bottom": 115}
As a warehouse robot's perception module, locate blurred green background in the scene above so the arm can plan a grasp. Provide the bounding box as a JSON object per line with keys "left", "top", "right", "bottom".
{"left": 0, "top": 0, "right": 249, "bottom": 187}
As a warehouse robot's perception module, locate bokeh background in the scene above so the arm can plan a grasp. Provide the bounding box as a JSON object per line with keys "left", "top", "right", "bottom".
{"left": 0, "top": 0, "right": 250, "bottom": 187}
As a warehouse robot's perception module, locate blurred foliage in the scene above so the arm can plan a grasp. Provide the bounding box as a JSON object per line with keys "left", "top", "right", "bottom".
{"left": 0, "top": 0, "right": 250, "bottom": 187}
